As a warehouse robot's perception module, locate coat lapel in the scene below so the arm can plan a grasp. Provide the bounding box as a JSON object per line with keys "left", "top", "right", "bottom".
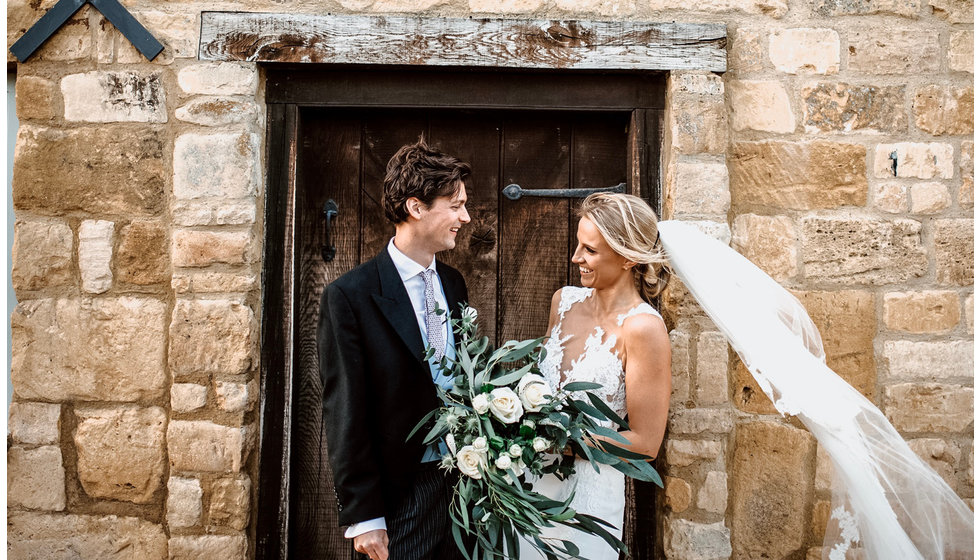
{"left": 372, "top": 251, "right": 427, "bottom": 365}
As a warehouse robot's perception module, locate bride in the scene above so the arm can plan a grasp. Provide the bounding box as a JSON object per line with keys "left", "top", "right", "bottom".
{"left": 521, "top": 192, "right": 672, "bottom": 559}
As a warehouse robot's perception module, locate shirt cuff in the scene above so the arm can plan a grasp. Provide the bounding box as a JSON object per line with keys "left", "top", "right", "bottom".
{"left": 344, "top": 517, "right": 387, "bottom": 539}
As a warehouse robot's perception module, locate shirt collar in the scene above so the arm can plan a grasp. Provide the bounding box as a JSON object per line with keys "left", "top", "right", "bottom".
{"left": 387, "top": 238, "right": 437, "bottom": 283}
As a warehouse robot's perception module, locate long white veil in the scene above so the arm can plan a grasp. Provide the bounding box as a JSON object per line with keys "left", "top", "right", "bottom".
{"left": 657, "top": 220, "right": 974, "bottom": 559}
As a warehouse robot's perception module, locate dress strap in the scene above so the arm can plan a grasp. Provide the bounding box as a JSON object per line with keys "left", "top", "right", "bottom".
{"left": 557, "top": 286, "right": 593, "bottom": 321}
{"left": 616, "top": 303, "right": 662, "bottom": 326}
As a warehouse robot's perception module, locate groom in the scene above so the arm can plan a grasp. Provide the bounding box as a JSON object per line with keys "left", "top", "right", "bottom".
{"left": 318, "top": 138, "right": 471, "bottom": 560}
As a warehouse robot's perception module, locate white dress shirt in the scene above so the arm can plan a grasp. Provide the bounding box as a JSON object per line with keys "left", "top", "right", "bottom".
{"left": 345, "top": 239, "right": 455, "bottom": 539}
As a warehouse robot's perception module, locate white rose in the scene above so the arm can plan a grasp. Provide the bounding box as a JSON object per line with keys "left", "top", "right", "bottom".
{"left": 472, "top": 393, "right": 490, "bottom": 415}
{"left": 495, "top": 454, "right": 512, "bottom": 470}
{"left": 446, "top": 433, "right": 457, "bottom": 456}
{"left": 489, "top": 387, "right": 524, "bottom": 424}
{"left": 509, "top": 444, "right": 523, "bottom": 458}
{"left": 456, "top": 445, "right": 486, "bottom": 479}
{"left": 532, "top": 437, "right": 550, "bottom": 452}
{"left": 472, "top": 436, "right": 488, "bottom": 452}
{"left": 517, "top": 374, "right": 554, "bottom": 412}
{"left": 463, "top": 306, "right": 478, "bottom": 321}
{"left": 513, "top": 458, "right": 526, "bottom": 477}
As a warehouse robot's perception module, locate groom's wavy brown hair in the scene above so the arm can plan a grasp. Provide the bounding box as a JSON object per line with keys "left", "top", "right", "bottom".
{"left": 383, "top": 137, "right": 471, "bottom": 224}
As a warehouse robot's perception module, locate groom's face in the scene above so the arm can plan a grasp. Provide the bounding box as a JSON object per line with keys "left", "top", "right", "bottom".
{"left": 414, "top": 182, "right": 471, "bottom": 253}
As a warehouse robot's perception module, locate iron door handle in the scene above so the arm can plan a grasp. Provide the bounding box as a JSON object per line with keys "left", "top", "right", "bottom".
{"left": 502, "top": 182, "right": 626, "bottom": 200}
{"left": 322, "top": 199, "right": 338, "bottom": 263}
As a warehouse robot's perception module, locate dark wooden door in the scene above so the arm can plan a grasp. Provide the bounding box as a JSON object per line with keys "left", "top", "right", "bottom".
{"left": 257, "top": 68, "right": 665, "bottom": 560}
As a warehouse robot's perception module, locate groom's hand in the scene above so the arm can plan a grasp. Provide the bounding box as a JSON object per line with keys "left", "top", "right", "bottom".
{"left": 353, "top": 529, "right": 389, "bottom": 560}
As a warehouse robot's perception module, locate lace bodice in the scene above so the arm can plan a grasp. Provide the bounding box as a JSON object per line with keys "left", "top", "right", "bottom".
{"left": 539, "top": 286, "right": 663, "bottom": 426}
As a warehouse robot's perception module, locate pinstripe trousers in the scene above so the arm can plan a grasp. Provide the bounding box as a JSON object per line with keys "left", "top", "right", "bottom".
{"left": 356, "top": 464, "right": 464, "bottom": 560}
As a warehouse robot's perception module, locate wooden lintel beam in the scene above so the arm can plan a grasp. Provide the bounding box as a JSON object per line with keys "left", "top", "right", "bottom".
{"left": 199, "top": 12, "right": 727, "bottom": 72}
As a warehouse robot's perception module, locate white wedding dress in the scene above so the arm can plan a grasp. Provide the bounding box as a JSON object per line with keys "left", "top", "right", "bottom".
{"left": 519, "top": 286, "right": 663, "bottom": 560}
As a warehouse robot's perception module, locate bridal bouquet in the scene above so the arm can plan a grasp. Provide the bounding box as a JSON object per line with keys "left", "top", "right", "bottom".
{"left": 409, "top": 305, "right": 662, "bottom": 560}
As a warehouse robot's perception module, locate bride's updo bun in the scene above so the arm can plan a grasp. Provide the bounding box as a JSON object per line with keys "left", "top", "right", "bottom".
{"left": 579, "top": 193, "right": 671, "bottom": 304}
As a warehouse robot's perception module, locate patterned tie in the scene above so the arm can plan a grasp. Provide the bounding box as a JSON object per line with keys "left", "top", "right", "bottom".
{"left": 421, "top": 269, "right": 446, "bottom": 361}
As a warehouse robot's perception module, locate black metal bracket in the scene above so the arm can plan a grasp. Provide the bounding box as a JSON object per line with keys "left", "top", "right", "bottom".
{"left": 502, "top": 182, "right": 626, "bottom": 200}
{"left": 10, "top": 0, "right": 163, "bottom": 63}
{"left": 321, "top": 199, "right": 339, "bottom": 263}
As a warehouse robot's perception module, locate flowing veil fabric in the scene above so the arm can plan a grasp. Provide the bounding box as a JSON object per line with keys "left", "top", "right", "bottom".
{"left": 657, "top": 220, "right": 974, "bottom": 560}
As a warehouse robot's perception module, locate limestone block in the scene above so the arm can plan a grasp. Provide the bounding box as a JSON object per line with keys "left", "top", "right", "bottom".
{"left": 13, "top": 125, "right": 165, "bottom": 216}
{"left": 172, "top": 383, "right": 208, "bottom": 413}
{"left": 960, "top": 141, "right": 973, "bottom": 208}
{"left": 731, "top": 141, "right": 867, "bottom": 210}
{"left": 173, "top": 132, "right": 260, "bottom": 200}
{"left": 9, "top": 7, "right": 91, "bottom": 62}
{"left": 696, "top": 332, "right": 729, "bottom": 406}
{"left": 167, "top": 420, "right": 250, "bottom": 473}
{"left": 215, "top": 381, "right": 250, "bottom": 413}
{"left": 909, "top": 182, "right": 952, "bottom": 213}
{"left": 117, "top": 221, "right": 169, "bottom": 285}
{"left": 731, "top": 80, "right": 795, "bottom": 132}
{"left": 949, "top": 31, "right": 973, "bottom": 73}
{"left": 934, "top": 219, "right": 973, "bottom": 286}
{"left": 812, "top": 499, "right": 831, "bottom": 539}
{"left": 802, "top": 82, "right": 906, "bottom": 133}
{"left": 732, "top": 359, "right": 778, "bottom": 414}
{"left": 665, "top": 519, "right": 732, "bottom": 560}
{"left": 176, "top": 97, "right": 261, "bottom": 126}
{"left": 769, "top": 28, "right": 840, "bottom": 74}
{"left": 117, "top": 11, "right": 199, "bottom": 62}
{"left": 173, "top": 199, "right": 258, "bottom": 226}
{"left": 7, "top": 512, "right": 167, "bottom": 560}
{"left": 815, "top": 445, "right": 833, "bottom": 491}
{"left": 872, "top": 182, "right": 909, "bottom": 213}
{"left": 169, "top": 535, "right": 248, "bottom": 560}
{"left": 670, "top": 330, "right": 691, "bottom": 405}
{"left": 874, "top": 142, "right": 954, "bottom": 179}
{"left": 665, "top": 477, "right": 692, "bottom": 512}
{"left": 728, "top": 28, "right": 767, "bottom": 74}
{"left": 468, "top": 0, "right": 544, "bottom": 12}
{"left": 209, "top": 477, "right": 251, "bottom": 530}
{"left": 673, "top": 158, "right": 730, "bottom": 215}
{"left": 15, "top": 75, "right": 58, "bottom": 120}
{"left": 11, "top": 298, "right": 168, "bottom": 402}
{"left": 650, "top": 0, "right": 788, "bottom": 17}
{"left": 167, "top": 477, "right": 203, "bottom": 528}
{"left": 173, "top": 230, "right": 250, "bottom": 268}
{"left": 913, "top": 85, "right": 974, "bottom": 136}
{"left": 812, "top": 0, "right": 921, "bottom": 16}
{"left": 908, "top": 438, "right": 962, "bottom": 488}
{"left": 74, "top": 406, "right": 166, "bottom": 504}
{"left": 800, "top": 290, "right": 877, "bottom": 395}
{"left": 732, "top": 421, "right": 815, "bottom": 559}
{"left": 965, "top": 294, "right": 973, "bottom": 334}
{"left": 670, "top": 94, "right": 727, "bottom": 155}
{"left": 61, "top": 71, "right": 166, "bottom": 123}
{"left": 172, "top": 272, "right": 259, "bottom": 294}
{"left": 666, "top": 439, "right": 723, "bottom": 467}
{"left": 668, "top": 408, "right": 735, "bottom": 435}
{"left": 673, "top": 72, "right": 724, "bottom": 96}
{"left": 178, "top": 63, "right": 257, "bottom": 96}
{"left": 801, "top": 217, "right": 927, "bottom": 284}
{"left": 78, "top": 220, "right": 114, "bottom": 294}
{"left": 884, "top": 384, "right": 973, "bottom": 432}
{"left": 366, "top": 0, "right": 447, "bottom": 10}
{"left": 848, "top": 30, "right": 942, "bottom": 74}
{"left": 882, "top": 340, "right": 973, "bottom": 379}
{"left": 8, "top": 446, "right": 66, "bottom": 511}
{"left": 11, "top": 219, "right": 73, "bottom": 292}
{"left": 883, "top": 291, "right": 961, "bottom": 333}
{"left": 731, "top": 214, "right": 798, "bottom": 281}
{"left": 170, "top": 300, "right": 256, "bottom": 375}
{"left": 929, "top": 0, "right": 972, "bottom": 21}
{"left": 697, "top": 471, "right": 728, "bottom": 514}
{"left": 555, "top": 0, "right": 634, "bottom": 15}
{"left": 8, "top": 402, "right": 61, "bottom": 445}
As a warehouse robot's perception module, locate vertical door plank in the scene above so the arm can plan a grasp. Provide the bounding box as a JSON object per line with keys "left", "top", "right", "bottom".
{"left": 429, "top": 111, "right": 501, "bottom": 336}
{"left": 499, "top": 112, "right": 570, "bottom": 342}
{"left": 360, "top": 112, "right": 429, "bottom": 261}
{"left": 291, "top": 109, "right": 361, "bottom": 559}
{"left": 567, "top": 112, "right": 629, "bottom": 287}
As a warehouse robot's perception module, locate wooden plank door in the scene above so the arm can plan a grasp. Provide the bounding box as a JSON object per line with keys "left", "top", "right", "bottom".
{"left": 288, "top": 106, "right": 659, "bottom": 558}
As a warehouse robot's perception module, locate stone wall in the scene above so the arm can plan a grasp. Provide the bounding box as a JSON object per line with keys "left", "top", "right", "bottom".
{"left": 7, "top": 0, "right": 972, "bottom": 559}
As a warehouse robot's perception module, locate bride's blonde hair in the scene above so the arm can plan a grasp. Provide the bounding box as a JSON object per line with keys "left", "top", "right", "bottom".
{"left": 579, "top": 193, "right": 672, "bottom": 304}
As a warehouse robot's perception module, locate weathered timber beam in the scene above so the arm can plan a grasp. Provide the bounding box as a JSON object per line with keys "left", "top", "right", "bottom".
{"left": 199, "top": 12, "right": 726, "bottom": 72}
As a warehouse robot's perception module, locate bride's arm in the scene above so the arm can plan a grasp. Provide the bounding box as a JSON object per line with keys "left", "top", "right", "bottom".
{"left": 606, "top": 314, "right": 672, "bottom": 459}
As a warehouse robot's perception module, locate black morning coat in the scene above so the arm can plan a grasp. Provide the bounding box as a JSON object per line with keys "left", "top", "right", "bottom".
{"left": 317, "top": 248, "right": 468, "bottom": 527}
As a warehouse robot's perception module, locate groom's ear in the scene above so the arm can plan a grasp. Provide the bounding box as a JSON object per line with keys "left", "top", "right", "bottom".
{"left": 406, "top": 197, "right": 424, "bottom": 220}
